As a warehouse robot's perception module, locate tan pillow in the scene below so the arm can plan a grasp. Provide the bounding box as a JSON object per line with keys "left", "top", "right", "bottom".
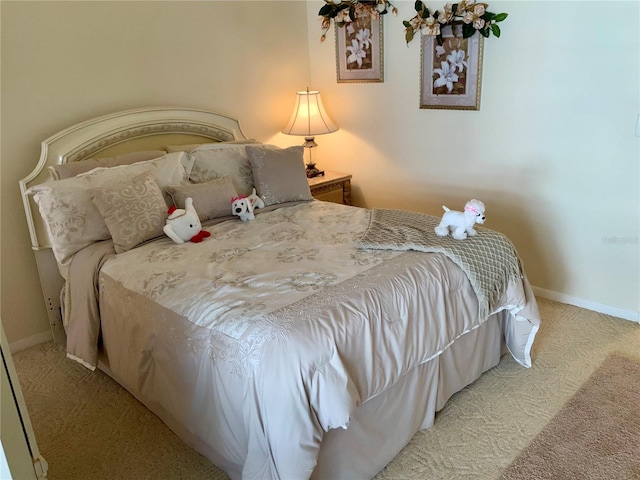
{"left": 165, "top": 176, "right": 238, "bottom": 222}
{"left": 245, "top": 145, "right": 313, "bottom": 206}
{"left": 48, "top": 150, "right": 167, "bottom": 179}
{"left": 91, "top": 173, "right": 167, "bottom": 254}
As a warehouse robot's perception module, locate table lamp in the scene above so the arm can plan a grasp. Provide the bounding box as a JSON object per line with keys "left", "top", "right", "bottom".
{"left": 282, "top": 88, "right": 338, "bottom": 178}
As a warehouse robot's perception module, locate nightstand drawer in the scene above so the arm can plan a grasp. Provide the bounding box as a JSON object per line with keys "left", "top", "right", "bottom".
{"left": 308, "top": 171, "right": 352, "bottom": 205}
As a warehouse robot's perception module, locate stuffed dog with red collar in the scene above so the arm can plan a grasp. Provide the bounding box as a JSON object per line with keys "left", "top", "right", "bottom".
{"left": 163, "top": 197, "right": 211, "bottom": 244}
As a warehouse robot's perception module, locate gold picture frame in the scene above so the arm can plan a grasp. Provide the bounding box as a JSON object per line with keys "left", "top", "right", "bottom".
{"left": 336, "top": 15, "right": 383, "bottom": 83}
{"left": 420, "top": 24, "right": 483, "bottom": 110}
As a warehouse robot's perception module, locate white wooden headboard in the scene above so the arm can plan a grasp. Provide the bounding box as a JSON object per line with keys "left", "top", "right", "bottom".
{"left": 19, "top": 107, "right": 247, "bottom": 343}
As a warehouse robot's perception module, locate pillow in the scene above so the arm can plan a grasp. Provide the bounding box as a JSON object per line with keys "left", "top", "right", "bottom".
{"left": 78, "top": 151, "right": 188, "bottom": 205}
{"left": 48, "top": 150, "right": 167, "bottom": 180}
{"left": 186, "top": 143, "right": 262, "bottom": 196}
{"left": 245, "top": 145, "right": 313, "bottom": 206}
{"left": 165, "top": 176, "right": 238, "bottom": 222}
{"left": 28, "top": 152, "right": 187, "bottom": 266}
{"left": 166, "top": 139, "right": 259, "bottom": 153}
{"left": 30, "top": 179, "right": 114, "bottom": 267}
{"left": 91, "top": 172, "right": 168, "bottom": 254}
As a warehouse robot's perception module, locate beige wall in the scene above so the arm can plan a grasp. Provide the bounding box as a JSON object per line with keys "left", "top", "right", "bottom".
{"left": 1, "top": 1, "right": 310, "bottom": 345}
{"left": 304, "top": 1, "right": 639, "bottom": 315}
{"left": 2, "top": 1, "right": 639, "bottom": 346}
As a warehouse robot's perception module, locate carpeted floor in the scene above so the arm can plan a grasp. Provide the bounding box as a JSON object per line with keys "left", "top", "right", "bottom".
{"left": 499, "top": 353, "right": 640, "bottom": 480}
{"left": 12, "top": 297, "right": 640, "bottom": 480}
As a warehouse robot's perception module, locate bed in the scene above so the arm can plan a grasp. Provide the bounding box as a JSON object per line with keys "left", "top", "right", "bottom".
{"left": 20, "top": 107, "right": 541, "bottom": 480}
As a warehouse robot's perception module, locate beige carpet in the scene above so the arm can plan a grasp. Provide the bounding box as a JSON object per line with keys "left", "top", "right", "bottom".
{"left": 499, "top": 354, "right": 640, "bottom": 480}
{"left": 12, "top": 297, "right": 640, "bottom": 480}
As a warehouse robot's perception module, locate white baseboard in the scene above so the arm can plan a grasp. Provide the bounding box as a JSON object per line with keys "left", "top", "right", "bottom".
{"left": 532, "top": 286, "right": 640, "bottom": 323}
{"left": 9, "top": 331, "right": 53, "bottom": 355}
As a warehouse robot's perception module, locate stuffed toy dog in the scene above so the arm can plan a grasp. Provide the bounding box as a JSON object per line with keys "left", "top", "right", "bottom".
{"left": 434, "top": 199, "right": 486, "bottom": 240}
{"left": 163, "top": 197, "right": 211, "bottom": 244}
{"left": 231, "top": 188, "right": 265, "bottom": 222}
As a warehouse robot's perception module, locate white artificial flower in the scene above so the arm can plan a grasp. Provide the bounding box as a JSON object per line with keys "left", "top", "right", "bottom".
{"left": 438, "top": 3, "right": 454, "bottom": 24}
{"left": 447, "top": 49, "right": 467, "bottom": 72}
{"left": 335, "top": 9, "right": 352, "bottom": 24}
{"left": 346, "top": 39, "right": 367, "bottom": 67}
{"left": 420, "top": 16, "right": 440, "bottom": 36}
{"left": 457, "top": 0, "right": 473, "bottom": 12}
{"left": 410, "top": 16, "right": 424, "bottom": 31}
{"left": 464, "top": 3, "right": 485, "bottom": 29}
{"left": 433, "top": 61, "right": 458, "bottom": 93}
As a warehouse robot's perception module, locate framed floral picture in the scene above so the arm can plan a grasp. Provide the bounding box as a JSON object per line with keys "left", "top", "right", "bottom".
{"left": 335, "top": 15, "right": 383, "bottom": 83}
{"left": 420, "top": 23, "right": 484, "bottom": 110}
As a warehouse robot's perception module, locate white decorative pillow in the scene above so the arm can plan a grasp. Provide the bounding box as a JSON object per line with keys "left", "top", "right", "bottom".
{"left": 91, "top": 172, "right": 168, "bottom": 254}
{"left": 30, "top": 180, "right": 114, "bottom": 267}
{"left": 165, "top": 176, "right": 238, "bottom": 222}
{"left": 186, "top": 143, "right": 262, "bottom": 196}
{"left": 245, "top": 145, "right": 313, "bottom": 206}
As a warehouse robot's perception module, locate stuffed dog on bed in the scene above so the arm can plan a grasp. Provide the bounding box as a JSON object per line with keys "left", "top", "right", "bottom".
{"left": 434, "top": 199, "right": 486, "bottom": 240}
{"left": 231, "top": 188, "right": 265, "bottom": 222}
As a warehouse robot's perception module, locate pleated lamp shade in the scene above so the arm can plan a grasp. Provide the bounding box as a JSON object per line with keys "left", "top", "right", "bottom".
{"left": 282, "top": 89, "right": 338, "bottom": 138}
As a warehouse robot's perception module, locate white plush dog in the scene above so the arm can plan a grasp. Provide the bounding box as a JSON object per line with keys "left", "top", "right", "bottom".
{"left": 434, "top": 199, "right": 486, "bottom": 240}
{"left": 164, "top": 197, "right": 210, "bottom": 244}
{"left": 231, "top": 188, "right": 265, "bottom": 221}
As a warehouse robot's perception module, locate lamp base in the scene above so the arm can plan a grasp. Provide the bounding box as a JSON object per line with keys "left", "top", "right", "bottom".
{"left": 305, "top": 162, "right": 324, "bottom": 178}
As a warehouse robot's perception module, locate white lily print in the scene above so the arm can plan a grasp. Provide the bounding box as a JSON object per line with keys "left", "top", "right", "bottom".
{"left": 433, "top": 61, "right": 458, "bottom": 93}
{"left": 355, "top": 28, "right": 371, "bottom": 50}
{"left": 346, "top": 39, "right": 367, "bottom": 67}
{"left": 435, "top": 45, "right": 446, "bottom": 58}
{"left": 447, "top": 49, "right": 467, "bottom": 72}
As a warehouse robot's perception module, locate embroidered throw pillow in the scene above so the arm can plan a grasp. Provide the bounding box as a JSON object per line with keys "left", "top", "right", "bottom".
{"left": 91, "top": 172, "right": 167, "bottom": 254}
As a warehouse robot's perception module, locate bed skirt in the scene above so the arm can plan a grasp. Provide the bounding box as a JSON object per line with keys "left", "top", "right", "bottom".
{"left": 98, "top": 310, "right": 507, "bottom": 480}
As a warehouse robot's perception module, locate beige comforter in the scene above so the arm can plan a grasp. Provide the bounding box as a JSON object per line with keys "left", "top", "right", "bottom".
{"left": 66, "top": 201, "right": 541, "bottom": 479}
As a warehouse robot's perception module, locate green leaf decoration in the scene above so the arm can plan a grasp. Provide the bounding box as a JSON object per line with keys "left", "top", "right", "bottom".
{"left": 462, "top": 23, "right": 475, "bottom": 38}
{"left": 494, "top": 12, "right": 508, "bottom": 22}
{"left": 318, "top": 5, "right": 332, "bottom": 16}
{"left": 415, "top": 1, "right": 425, "bottom": 12}
{"left": 480, "top": 27, "right": 490, "bottom": 37}
{"left": 405, "top": 28, "right": 415, "bottom": 45}
{"left": 403, "top": 20, "right": 412, "bottom": 28}
{"left": 491, "top": 24, "right": 501, "bottom": 37}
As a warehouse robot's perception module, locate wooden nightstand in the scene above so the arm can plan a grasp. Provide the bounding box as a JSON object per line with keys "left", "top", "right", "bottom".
{"left": 308, "top": 171, "right": 352, "bottom": 205}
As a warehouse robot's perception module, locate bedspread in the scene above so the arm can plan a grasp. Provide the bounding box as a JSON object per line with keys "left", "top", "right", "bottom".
{"left": 70, "top": 201, "right": 540, "bottom": 479}
{"left": 358, "top": 208, "right": 524, "bottom": 323}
